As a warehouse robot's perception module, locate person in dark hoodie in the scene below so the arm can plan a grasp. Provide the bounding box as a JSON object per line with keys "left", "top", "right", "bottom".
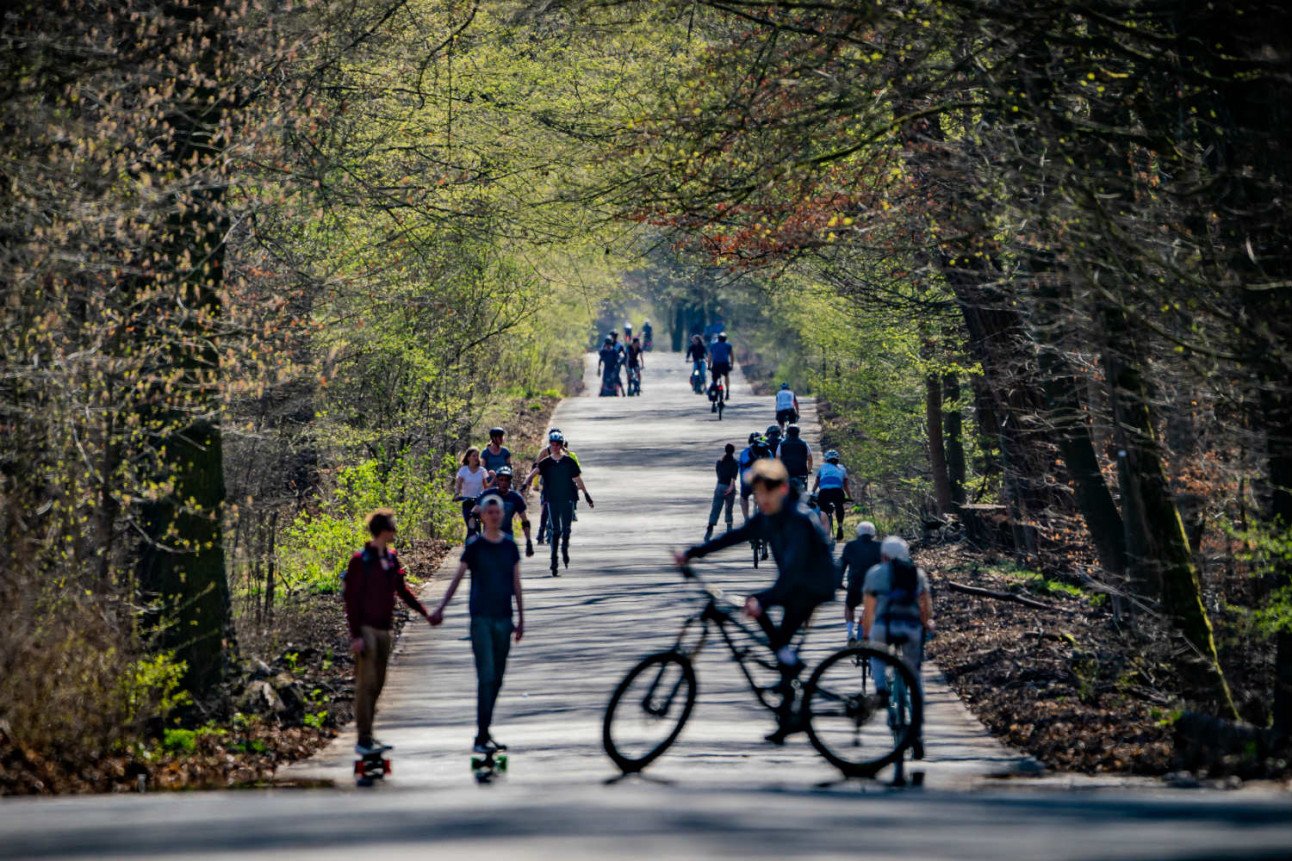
{"left": 839, "top": 521, "right": 883, "bottom": 644}
{"left": 676, "top": 458, "right": 835, "bottom": 744}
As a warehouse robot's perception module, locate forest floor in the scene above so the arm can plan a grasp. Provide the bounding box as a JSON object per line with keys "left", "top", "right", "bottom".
{"left": 919, "top": 546, "right": 1176, "bottom": 775}
{"left": 0, "top": 393, "right": 560, "bottom": 795}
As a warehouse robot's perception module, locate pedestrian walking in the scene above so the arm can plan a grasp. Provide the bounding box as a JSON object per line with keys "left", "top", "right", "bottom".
{"left": 705, "top": 443, "right": 739, "bottom": 540}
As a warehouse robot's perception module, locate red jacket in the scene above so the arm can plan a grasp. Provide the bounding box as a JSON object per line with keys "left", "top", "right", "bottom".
{"left": 342, "top": 544, "right": 427, "bottom": 637}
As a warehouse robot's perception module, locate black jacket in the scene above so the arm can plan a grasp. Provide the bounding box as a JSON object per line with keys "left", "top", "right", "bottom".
{"left": 685, "top": 495, "right": 835, "bottom": 607}
{"left": 840, "top": 535, "right": 883, "bottom": 608}
{"left": 778, "top": 436, "right": 810, "bottom": 477}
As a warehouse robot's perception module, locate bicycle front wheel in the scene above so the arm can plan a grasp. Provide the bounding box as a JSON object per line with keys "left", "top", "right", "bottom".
{"left": 603, "top": 651, "right": 697, "bottom": 773}
{"left": 803, "top": 646, "right": 922, "bottom": 777}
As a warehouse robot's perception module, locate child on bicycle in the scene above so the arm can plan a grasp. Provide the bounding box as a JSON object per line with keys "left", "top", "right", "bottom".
{"left": 676, "top": 458, "right": 835, "bottom": 744}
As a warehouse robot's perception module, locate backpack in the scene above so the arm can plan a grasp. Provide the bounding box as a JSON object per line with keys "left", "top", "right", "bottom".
{"left": 885, "top": 558, "right": 921, "bottom": 622}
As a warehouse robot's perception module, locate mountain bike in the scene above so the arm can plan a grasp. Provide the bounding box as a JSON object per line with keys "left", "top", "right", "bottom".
{"left": 602, "top": 564, "right": 923, "bottom": 779}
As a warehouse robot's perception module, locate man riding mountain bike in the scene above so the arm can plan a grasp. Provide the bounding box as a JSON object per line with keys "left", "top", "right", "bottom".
{"left": 812, "top": 449, "right": 851, "bottom": 541}
{"left": 738, "top": 431, "right": 773, "bottom": 524}
{"left": 708, "top": 332, "right": 733, "bottom": 401}
{"left": 775, "top": 383, "right": 799, "bottom": 429}
{"left": 777, "top": 424, "right": 814, "bottom": 496}
{"left": 676, "top": 459, "right": 835, "bottom": 745}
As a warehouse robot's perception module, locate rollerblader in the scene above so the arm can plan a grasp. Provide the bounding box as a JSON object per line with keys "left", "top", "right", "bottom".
{"left": 521, "top": 430, "right": 593, "bottom": 576}
{"left": 476, "top": 465, "right": 534, "bottom": 558}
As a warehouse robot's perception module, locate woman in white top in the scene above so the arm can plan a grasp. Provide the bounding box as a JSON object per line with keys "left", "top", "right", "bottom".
{"left": 455, "top": 447, "right": 494, "bottom": 538}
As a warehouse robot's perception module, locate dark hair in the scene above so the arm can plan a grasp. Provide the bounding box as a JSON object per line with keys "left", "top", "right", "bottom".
{"left": 366, "top": 508, "right": 396, "bottom": 537}
{"left": 724, "top": 443, "right": 735, "bottom": 455}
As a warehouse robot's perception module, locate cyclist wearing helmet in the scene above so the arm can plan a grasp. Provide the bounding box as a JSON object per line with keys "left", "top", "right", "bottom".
{"left": 812, "top": 449, "right": 851, "bottom": 540}
{"left": 475, "top": 465, "right": 534, "bottom": 558}
{"left": 482, "top": 427, "right": 511, "bottom": 473}
{"left": 777, "top": 424, "right": 814, "bottom": 495}
{"left": 840, "top": 521, "right": 882, "bottom": 639}
{"left": 623, "top": 321, "right": 633, "bottom": 342}
{"left": 676, "top": 458, "right": 835, "bottom": 744}
{"left": 764, "top": 424, "right": 783, "bottom": 455}
{"left": 775, "top": 382, "right": 799, "bottom": 429}
{"left": 521, "top": 430, "right": 594, "bottom": 576}
{"left": 737, "top": 431, "right": 773, "bottom": 522}
{"left": 708, "top": 332, "right": 734, "bottom": 401}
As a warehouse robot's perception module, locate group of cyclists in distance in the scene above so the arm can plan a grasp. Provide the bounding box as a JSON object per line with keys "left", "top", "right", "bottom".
{"left": 597, "top": 320, "right": 653, "bottom": 397}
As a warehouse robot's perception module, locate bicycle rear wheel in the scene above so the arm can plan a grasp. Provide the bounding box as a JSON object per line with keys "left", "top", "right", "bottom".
{"left": 603, "top": 651, "right": 697, "bottom": 773}
{"left": 803, "top": 646, "right": 922, "bottom": 777}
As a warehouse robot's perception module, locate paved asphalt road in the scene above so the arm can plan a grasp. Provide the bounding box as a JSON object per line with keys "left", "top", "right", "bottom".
{"left": 2, "top": 353, "right": 1288, "bottom": 860}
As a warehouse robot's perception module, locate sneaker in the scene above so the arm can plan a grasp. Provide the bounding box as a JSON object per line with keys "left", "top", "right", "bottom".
{"left": 473, "top": 738, "right": 498, "bottom": 755}
{"left": 486, "top": 736, "right": 508, "bottom": 752}
{"left": 354, "top": 740, "right": 391, "bottom": 756}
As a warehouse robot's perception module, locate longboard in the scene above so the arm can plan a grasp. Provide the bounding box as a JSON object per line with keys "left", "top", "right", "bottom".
{"left": 470, "top": 750, "right": 508, "bottom": 784}
{"left": 354, "top": 746, "right": 392, "bottom": 787}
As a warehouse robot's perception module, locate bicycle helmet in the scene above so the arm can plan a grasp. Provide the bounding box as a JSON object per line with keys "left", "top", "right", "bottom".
{"left": 548, "top": 429, "right": 565, "bottom": 443}
{"left": 825, "top": 449, "right": 840, "bottom": 463}
{"left": 717, "top": 332, "right": 728, "bottom": 341}
{"left": 489, "top": 426, "right": 505, "bottom": 438}
{"left": 780, "top": 382, "right": 790, "bottom": 389}
{"left": 495, "top": 465, "right": 513, "bottom": 478}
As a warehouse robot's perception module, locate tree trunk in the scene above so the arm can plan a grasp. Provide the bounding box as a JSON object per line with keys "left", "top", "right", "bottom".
{"left": 1102, "top": 303, "right": 1237, "bottom": 717}
{"left": 135, "top": 0, "right": 235, "bottom": 700}
{"left": 943, "top": 373, "right": 967, "bottom": 507}
{"left": 926, "top": 371, "right": 953, "bottom": 515}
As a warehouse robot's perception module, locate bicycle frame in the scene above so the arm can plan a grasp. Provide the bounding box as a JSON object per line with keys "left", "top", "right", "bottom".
{"left": 670, "top": 575, "right": 811, "bottom": 714}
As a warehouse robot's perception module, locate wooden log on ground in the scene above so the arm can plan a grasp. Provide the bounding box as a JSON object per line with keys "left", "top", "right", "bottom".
{"left": 946, "top": 580, "right": 1066, "bottom": 612}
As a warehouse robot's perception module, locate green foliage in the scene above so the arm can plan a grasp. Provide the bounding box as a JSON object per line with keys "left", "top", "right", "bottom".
{"left": 277, "top": 454, "right": 457, "bottom": 593}
{"left": 123, "top": 653, "right": 192, "bottom": 724}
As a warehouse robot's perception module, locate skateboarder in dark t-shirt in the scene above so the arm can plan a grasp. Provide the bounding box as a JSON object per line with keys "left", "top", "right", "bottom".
{"left": 430, "top": 496, "right": 525, "bottom": 754}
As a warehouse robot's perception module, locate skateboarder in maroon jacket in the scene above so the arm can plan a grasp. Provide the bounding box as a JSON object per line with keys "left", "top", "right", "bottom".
{"left": 344, "top": 508, "right": 432, "bottom": 755}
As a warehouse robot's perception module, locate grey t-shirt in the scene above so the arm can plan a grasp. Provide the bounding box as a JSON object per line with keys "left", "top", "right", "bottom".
{"left": 862, "top": 561, "right": 929, "bottom": 625}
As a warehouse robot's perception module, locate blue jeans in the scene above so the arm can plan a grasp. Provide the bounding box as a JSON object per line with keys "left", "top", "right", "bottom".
{"left": 470, "top": 616, "right": 514, "bottom": 739}
{"left": 707, "top": 483, "right": 734, "bottom": 529}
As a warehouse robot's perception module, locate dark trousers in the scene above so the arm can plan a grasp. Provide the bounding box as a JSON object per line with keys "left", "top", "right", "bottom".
{"left": 548, "top": 498, "right": 574, "bottom": 568}
{"left": 755, "top": 599, "right": 823, "bottom": 721}
{"left": 470, "top": 615, "right": 514, "bottom": 739}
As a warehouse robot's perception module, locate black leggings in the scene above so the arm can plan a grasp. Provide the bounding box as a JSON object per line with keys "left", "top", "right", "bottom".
{"left": 817, "top": 488, "right": 846, "bottom": 529}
